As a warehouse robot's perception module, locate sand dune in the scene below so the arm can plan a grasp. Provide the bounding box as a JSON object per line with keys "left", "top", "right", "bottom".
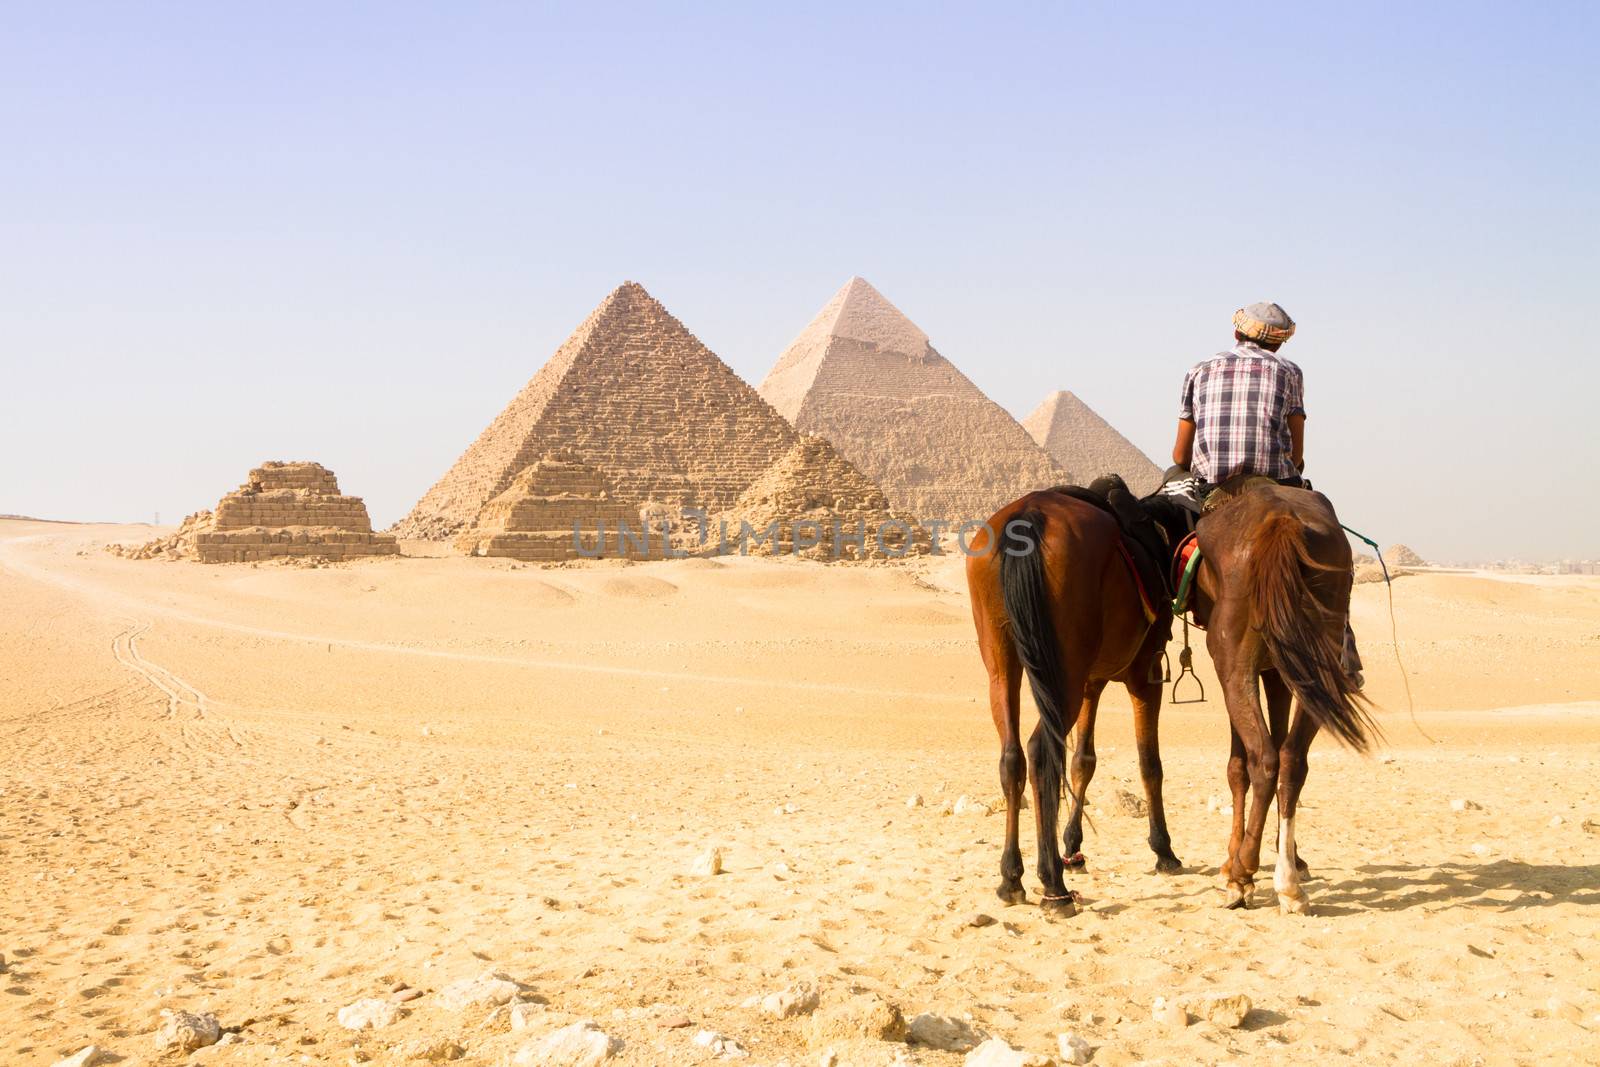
{"left": 3, "top": 518, "right": 1598, "bottom": 1066}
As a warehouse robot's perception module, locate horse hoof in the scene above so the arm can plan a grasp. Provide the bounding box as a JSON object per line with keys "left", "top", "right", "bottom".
{"left": 1154, "top": 854, "right": 1183, "bottom": 875}
{"left": 1064, "top": 852, "right": 1087, "bottom": 870}
{"left": 1279, "top": 892, "right": 1311, "bottom": 916}
{"left": 1223, "top": 882, "right": 1254, "bottom": 909}
{"left": 1040, "top": 892, "right": 1078, "bottom": 918}
{"left": 996, "top": 883, "right": 1027, "bottom": 906}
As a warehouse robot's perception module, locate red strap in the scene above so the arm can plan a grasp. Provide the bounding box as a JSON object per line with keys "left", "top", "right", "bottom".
{"left": 1114, "top": 537, "right": 1159, "bottom": 624}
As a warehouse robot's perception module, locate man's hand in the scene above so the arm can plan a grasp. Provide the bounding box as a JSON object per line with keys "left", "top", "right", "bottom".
{"left": 1172, "top": 419, "right": 1195, "bottom": 467}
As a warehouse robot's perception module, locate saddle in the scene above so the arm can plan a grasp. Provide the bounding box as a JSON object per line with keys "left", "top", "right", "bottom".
{"left": 1049, "top": 475, "right": 1174, "bottom": 641}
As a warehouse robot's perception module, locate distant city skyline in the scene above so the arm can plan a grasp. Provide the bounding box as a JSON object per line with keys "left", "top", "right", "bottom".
{"left": 3, "top": 3, "right": 1595, "bottom": 560}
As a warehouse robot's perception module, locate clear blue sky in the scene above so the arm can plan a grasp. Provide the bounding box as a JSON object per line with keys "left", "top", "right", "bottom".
{"left": 3, "top": 3, "right": 1595, "bottom": 560}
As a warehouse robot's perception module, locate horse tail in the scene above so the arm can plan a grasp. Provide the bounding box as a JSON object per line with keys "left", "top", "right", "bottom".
{"left": 1250, "top": 513, "right": 1376, "bottom": 751}
{"left": 1000, "top": 508, "right": 1069, "bottom": 782}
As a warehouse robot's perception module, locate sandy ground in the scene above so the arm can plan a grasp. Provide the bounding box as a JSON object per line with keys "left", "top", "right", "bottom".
{"left": 3, "top": 517, "right": 1598, "bottom": 1066}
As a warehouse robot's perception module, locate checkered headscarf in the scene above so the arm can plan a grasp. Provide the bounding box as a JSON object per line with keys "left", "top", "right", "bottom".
{"left": 1232, "top": 302, "right": 1296, "bottom": 345}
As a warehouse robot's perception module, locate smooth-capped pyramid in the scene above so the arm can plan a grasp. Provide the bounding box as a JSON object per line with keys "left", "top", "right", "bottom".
{"left": 1022, "top": 390, "right": 1163, "bottom": 495}
{"left": 759, "top": 277, "right": 1064, "bottom": 519}
{"left": 396, "top": 282, "right": 802, "bottom": 540}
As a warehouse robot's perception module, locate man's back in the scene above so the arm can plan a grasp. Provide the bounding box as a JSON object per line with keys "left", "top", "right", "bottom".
{"left": 1179, "top": 339, "right": 1305, "bottom": 485}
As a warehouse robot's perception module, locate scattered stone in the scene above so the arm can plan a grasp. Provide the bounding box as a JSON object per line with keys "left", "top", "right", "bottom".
{"left": 807, "top": 993, "right": 907, "bottom": 1047}
{"left": 1177, "top": 992, "right": 1252, "bottom": 1028}
{"left": 692, "top": 848, "right": 725, "bottom": 877}
{"left": 1057, "top": 1031, "right": 1092, "bottom": 1065}
{"left": 907, "top": 794, "right": 924, "bottom": 808}
{"left": 153, "top": 1009, "right": 222, "bottom": 1052}
{"left": 962, "top": 1036, "right": 1054, "bottom": 1066}
{"left": 340, "top": 997, "right": 405, "bottom": 1030}
{"left": 52, "top": 1047, "right": 109, "bottom": 1067}
{"left": 1470, "top": 843, "right": 1492, "bottom": 858}
{"left": 438, "top": 969, "right": 521, "bottom": 1011}
{"left": 763, "top": 982, "right": 821, "bottom": 1019}
{"left": 952, "top": 795, "right": 992, "bottom": 817}
{"left": 907, "top": 1012, "right": 983, "bottom": 1052}
{"left": 967, "top": 913, "right": 997, "bottom": 929}
{"left": 391, "top": 1037, "right": 466, "bottom": 1061}
{"left": 512, "top": 1002, "right": 549, "bottom": 1031}
{"left": 1450, "top": 798, "right": 1482, "bottom": 812}
{"left": 512, "top": 1020, "right": 622, "bottom": 1066}
{"left": 1150, "top": 997, "right": 1188, "bottom": 1029}
{"left": 391, "top": 986, "right": 425, "bottom": 1003}
{"left": 693, "top": 1029, "right": 749, "bottom": 1057}
{"left": 1548, "top": 814, "right": 1565, "bottom": 827}
{"left": 1113, "top": 790, "right": 1147, "bottom": 818}
{"left": 658, "top": 1015, "right": 693, "bottom": 1029}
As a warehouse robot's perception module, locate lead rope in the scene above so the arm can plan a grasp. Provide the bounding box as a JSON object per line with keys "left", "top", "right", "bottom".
{"left": 1340, "top": 523, "right": 1433, "bottom": 744}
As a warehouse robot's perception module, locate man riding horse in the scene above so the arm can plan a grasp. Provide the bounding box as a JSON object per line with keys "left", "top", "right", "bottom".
{"left": 1169, "top": 302, "right": 1363, "bottom": 686}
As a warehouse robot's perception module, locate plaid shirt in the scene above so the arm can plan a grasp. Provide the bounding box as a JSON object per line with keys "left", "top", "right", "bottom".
{"left": 1179, "top": 341, "right": 1305, "bottom": 484}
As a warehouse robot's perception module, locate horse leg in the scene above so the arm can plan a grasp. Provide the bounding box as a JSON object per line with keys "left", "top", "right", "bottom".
{"left": 1061, "top": 678, "right": 1105, "bottom": 868}
{"left": 1028, "top": 658, "right": 1082, "bottom": 917}
{"left": 1263, "top": 670, "right": 1309, "bottom": 875}
{"left": 1210, "top": 627, "right": 1275, "bottom": 908}
{"left": 1219, "top": 723, "right": 1248, "bottom": 885}
{"left": 990, "top": 661, "right": 1027, "bottom": 905}
{"left": 1128, "top": 672, "right": 1182, "bottom": 873}
{"left": 1274, "top": 709, "right": 1319, "bottom": 914}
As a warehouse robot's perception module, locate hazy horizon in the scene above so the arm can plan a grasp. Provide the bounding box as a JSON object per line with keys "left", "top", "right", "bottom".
{"left": 4, "top": 4, "right": 1596, "bottom": 560}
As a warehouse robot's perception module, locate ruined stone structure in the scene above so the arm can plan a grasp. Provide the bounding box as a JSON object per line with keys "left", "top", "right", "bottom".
{"left": 712, "top": 435, "right": 927, "bottom": 560}
{"left": 758, "top": 277, "right": 1064, "bottom": 521}
{"left": 396, "top": 282, "right": 803, "bottom": 541}
{"left": 453, "top": 452, "right": 660, "bottom": 562}
{"left": 110, "top": 461, "right": 398, "bottom": 563}
{"left": 1022, "top": 390, "right": 1163, "bottom": 495}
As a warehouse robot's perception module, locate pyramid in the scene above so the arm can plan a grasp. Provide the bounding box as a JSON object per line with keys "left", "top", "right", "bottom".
{"left": 454, "top": 452, "right": 658, "bottom": 562}
{"left": 111, "top": 461, "right": 398, "bottom": 563}
{"left": 712, "top": 435, "right": 927, "bottom": 559}
{"left": 396, "top": 282, "right": 802, "bottom": 541}
{"left": 758, "top": 277, "right": 1064, "bottom": 520}
{"left": 1022, "top": 390, "right": 1163, "bottom": 495}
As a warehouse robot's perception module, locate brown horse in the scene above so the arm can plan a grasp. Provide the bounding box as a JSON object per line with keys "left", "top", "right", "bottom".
{"left": 1189, "top": 479, "right": 1376, "bottom": 912}
{"left": 965, "top": 491, "right": 1180, "bottom": 915}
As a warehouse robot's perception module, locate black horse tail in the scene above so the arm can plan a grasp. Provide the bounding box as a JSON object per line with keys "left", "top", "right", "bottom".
{"left": 1251, "top": 513, "right": 1377, "bottom": 751}
{"left": 999, "top": 508, "right": 1069, "bottom": 783}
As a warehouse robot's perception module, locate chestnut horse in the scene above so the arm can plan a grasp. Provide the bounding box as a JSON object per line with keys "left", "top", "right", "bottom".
{"left": 965, "top": 491, "right": 1180, "bottom": 915}
{"left": 1190, "top": 479, "right": 1376, "bottom": 912}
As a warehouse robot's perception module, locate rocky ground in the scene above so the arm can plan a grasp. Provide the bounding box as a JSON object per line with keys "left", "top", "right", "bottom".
{"left": 3, "top": 518, "right": 1598, "bottom": 1066}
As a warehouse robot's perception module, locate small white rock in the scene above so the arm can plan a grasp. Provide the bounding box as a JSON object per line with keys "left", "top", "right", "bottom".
{"left": 907, "top": 1011, "right": 982, "bottom": 1052}
{"left": 952, "top": 795, "right": 991, "bottom": 816}
{"left": 692, "top": 1028, "right": 749, "bottom": 1058}
{"left": 338, "top": 997, "right": 403, "bottom": 1030}
{"left": 963, "top": 1036, "right": 1053, "bottom": 1066}
{"left": 1450, "top": 798, "right": 1482, "bottom": 812}
{"left": 762, "top": 982, "right": 820, "bottom": 1019}
{"left": 1470, "top": 843, "right": 1492, "bottom": 857}
{"left": 692, "top": 847, "right": 724, "bottom": 877}
{"left": 1057, "top": 1031, "right": 1092, "bottom": 1065}
{"left": 1151, "top": 996, "right": 1188, "bottom": 1029}
{"left": 52, "top": 1047, "right": 109, "bottom": 1067}
{"left": 1549, "top": 814, "right": 1565, "bottom": 827}
{"left": 438, "top": 969, "right": 521, "bottom": 1011}
{"left": 1178, "top": 992, "right": 1252, "bottom": 1028}
{"left": 513, "top": 1020, "right": 622, "bottom": 1066}
{"left": 153, "top": 1009, "right": 221, "bottom": 1052}
{"left": 907, "top": 794, "right": 924, "bottom": 808}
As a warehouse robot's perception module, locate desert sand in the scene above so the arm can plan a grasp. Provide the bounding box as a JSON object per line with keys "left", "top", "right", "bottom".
{"left": 3, "top": 517, "right": 1598, "bottom": 1066}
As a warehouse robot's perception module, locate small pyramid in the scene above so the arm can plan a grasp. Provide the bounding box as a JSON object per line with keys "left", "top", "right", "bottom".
{"left": 1383, "top": 544, "right": 1426, "bottom": 567}
{"left": 1022, "top": 391, "right": 1163, "bottom": 495}
{"left": 758, "top": 278, "right": 1064, "bottom": 519}
{"left": 713, "top": 435, "right": 927, "bottom": 559}
{"left": 454, "top": 452, "right": 657, "bottom": 562}
{"left": 397, "top": 282, "right": 802, "bottom": 540}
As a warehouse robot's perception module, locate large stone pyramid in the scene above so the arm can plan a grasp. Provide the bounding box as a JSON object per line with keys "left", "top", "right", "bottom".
{"left": 1022, "top": 390, "right": 1163, "bottom": 495}
{"left": 758, "top": 277, "right": 1064, "bottom": 520}
{"left": 396, "top": 282, "right": 802, "bottom": 540}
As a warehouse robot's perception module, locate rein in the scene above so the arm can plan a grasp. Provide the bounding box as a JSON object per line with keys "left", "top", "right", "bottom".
{"left": 1340, "top": 523, "right": 1431, "bottom": 743}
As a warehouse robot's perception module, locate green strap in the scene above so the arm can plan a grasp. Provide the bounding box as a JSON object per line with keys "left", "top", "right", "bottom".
{"left": 1341, "top": 522, "right": 1393, "bottom": 585}
{"left": 1171, "top": 549, "right": 1202, "bottom": 615}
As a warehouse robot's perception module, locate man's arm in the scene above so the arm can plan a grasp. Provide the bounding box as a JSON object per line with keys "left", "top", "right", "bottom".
{"left": 1172, "top": 419, "right": 1195, "bottom": 467}
{"left": 1288, "top": 413, "right": 1305, "bottom": 471}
